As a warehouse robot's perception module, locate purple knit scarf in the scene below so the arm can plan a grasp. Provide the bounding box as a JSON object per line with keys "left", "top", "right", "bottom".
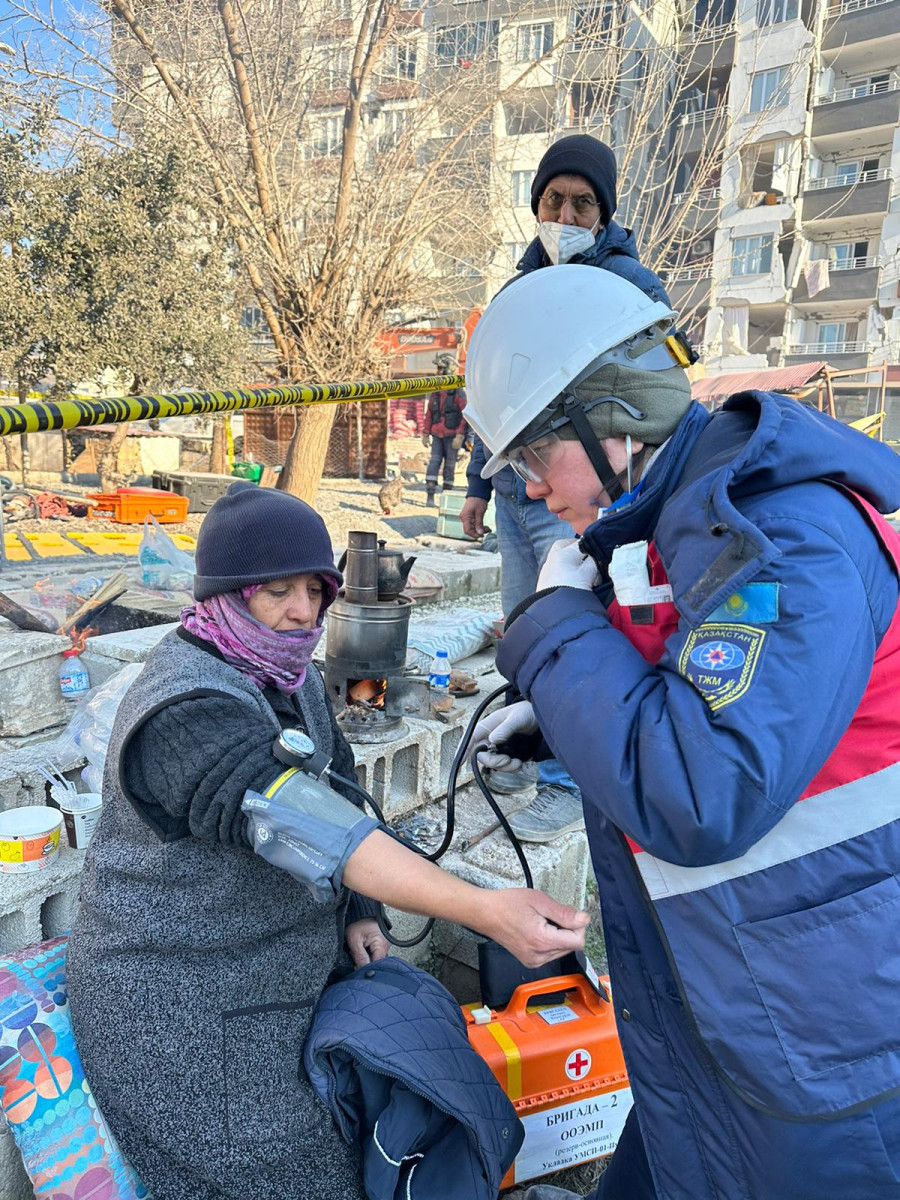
{"left": 180, "top": 578, "right": 337, "bottom": 693}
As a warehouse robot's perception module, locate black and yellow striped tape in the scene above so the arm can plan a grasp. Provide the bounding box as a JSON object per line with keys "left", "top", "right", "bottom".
{"left": 0, "top": 375, "right": 467, "bottom": 439}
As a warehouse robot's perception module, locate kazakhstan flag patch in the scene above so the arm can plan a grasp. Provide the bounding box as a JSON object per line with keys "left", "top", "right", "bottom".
{"left": 706, "top": 582, "right": 779, "bottom": 625}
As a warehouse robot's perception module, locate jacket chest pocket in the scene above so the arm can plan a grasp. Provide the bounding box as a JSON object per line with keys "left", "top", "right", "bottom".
{"left": 221, "top": 997, "right": 323, "bottom": 1163}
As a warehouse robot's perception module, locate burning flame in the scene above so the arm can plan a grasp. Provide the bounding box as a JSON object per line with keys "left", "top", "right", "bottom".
{"left": 68, "top": 627, "right": 96, "bottom": 654}
{"left": 347, "top": 678, "right": 387, "bottom": 709}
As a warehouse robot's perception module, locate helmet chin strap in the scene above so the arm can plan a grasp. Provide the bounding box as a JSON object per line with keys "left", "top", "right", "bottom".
{"left": 564, "top": 399, "right": 625, "bottom": 504}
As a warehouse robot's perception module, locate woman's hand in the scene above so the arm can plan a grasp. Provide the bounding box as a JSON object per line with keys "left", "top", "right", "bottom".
{"left": 481, "top": 888, "right": 590, "bottom": 968}
{"left": 345, "top": 918, "right": 390, "bottom": 967}
{"left": 344, "top": 832, "right": 589, "bottom": 967}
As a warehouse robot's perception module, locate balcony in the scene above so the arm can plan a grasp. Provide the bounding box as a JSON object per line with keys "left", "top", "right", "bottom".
{"left": 673, "top": 186, "right": 722, "bottom": 204}
{"left": 822, "top": 0, "right": 900, "bottom": 53}
{"left": 801, "top": 169, "right": 892, "bottom": 230}
{"left": 661, "top": 265, "right": 713, "bottom": 310}
{"left": 373, "top": 80, "right": 418, "bottom": 102}
{"left": 670, "top": 187, "right": 722, "bottom": 233}
{"left": 559, "top": 46, "right": 618, "bottom": 82}
{"left": 785, "top": 340, "right": 871, "bottom": 368}
{"left": 811, "top": 77, "right": 900, "bottom": 145}
{"left": 310, "top": 87, "right": 351, "bottom": 109}
{"left": 792, "top": 257, "right": 881, "bottom": 304}
{"left": 676, "top": 106, "right": 727, "bottom": 156}
{"left": 685, "top": 21, "right": 736, "bottom": 73}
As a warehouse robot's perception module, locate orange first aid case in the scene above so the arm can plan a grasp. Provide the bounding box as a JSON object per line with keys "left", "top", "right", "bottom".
{"left": 86, "top": 487, "right": 190, "bottom": 524}
{"left": 465, "top": 974, "right": 631, "bottom": 1188}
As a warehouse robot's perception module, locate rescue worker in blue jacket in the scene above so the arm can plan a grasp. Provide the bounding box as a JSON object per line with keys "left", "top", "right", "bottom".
{"left": 463, "top": 264, "right": 900, "bottom": 1200}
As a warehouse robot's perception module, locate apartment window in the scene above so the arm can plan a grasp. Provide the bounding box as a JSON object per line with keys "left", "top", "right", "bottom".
{"left": 377, "top": 108, "right": 410, "bottom": 152}
{"left": 731, "top": 234, "right": 773, "bottom": 275}
{"left": 829, "top": 240, "right": 869, "bottom": 268}
{"left": 322, "top": 46, "right": 352, "bottom": 88}
{"left": 435, "top": 20, "right": 499, "bottom": 65}
{"left": 756, "top": 0, "right": 798, "bottom": 25}
{"left": 695, "top": 0, "right": 736, "bottom": 27}
{"left": 517, "top": 22, "right": 553, "bottom": 61}
{"left": 570, "top": 81, "right": 605, "bottom": 126}
{"left": 847, "top": 73, "right": 890, "bottom": 98}
{"left": 511, "top": 169, "right": 535, "bottom": 207}
{"left": 310, "top": 114, "right": 342, "bottom": 157}
{"left": 507, "top": 241, "right": 529, "bottom": 271}
{"left": 241, "top": 305, "right": 264, "bottom": 331}
{"left": 816, "top": 321, "right": 855, "bottom": 348}
{"left": 571, "top": 3, "right": 616, "bottom": 49}
{"left": 453, "top": 256, "right": 480, "bottom": 276}
{"left": 383, "top": 38, "right": 418, "bottom": 80}
{"left": 749, "top": 67, "right": 788, "bottom": 112}
{"left": 835, "top": 157, "right": 880, "bottom": 185}
{"left": 505, "top": 105, "right": 550, "bottom": 135}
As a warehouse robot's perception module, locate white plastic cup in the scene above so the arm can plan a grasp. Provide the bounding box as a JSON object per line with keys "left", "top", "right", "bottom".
{"left": 58, "top": 792, "right": 103, "bottom": 851}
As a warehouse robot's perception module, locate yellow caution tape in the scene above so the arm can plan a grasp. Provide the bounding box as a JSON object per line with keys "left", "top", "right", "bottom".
{"left": 0, "top": 375, "right": 466, "bottom": 440}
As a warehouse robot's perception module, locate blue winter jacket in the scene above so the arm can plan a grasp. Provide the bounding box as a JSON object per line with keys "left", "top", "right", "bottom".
{"left": 466, "top": 221, "right": 670, "bottom": 504}
{"left": 497, "top": 392, "right": 900, "bottom": 1199}
{"left": 304, "top": 957, "right": 523, "bottom": 1200}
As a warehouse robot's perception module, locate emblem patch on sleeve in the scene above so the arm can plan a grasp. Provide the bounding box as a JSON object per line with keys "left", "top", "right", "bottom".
{"left": 678, "top": 623, "right": 767, "bottom": 710}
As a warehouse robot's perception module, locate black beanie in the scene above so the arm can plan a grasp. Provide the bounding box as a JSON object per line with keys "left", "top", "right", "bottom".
{"left": 193, "top": 482, "right": 342, "bottom": 600}
{"left": 530, "top": 135, "right": 618, "bottom": 224}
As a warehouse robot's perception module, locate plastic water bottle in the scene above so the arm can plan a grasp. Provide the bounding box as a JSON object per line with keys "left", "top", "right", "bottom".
{"left": 59, "top": 649, "right": 91, "bottom": 701}
{"left": 428, "top": 650, "right": 451, "bottom": 696}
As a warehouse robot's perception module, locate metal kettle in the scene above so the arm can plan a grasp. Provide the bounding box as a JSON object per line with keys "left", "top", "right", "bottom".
{"left": 338, "top": 532, "right": 416, "bottom": 602}
{"left": 374, "top": 540, "right": 416, "bottom": 600}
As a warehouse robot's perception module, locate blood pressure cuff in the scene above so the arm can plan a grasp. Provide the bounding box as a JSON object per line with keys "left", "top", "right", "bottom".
{"left": 242, "top": 767, "right": 380, "bottom": 903}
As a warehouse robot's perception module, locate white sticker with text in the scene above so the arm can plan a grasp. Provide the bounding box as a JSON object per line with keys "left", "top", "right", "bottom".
{"left": 537, "top": 1006, "right": 580, "bottom": 1026}
{"left": 514, "top": 1088, "right": 633, "bottom": 1183}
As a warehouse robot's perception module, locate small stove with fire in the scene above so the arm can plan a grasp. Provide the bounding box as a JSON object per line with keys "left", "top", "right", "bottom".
{"left": 325, "top": 531, "right": 417, "bottom": 744}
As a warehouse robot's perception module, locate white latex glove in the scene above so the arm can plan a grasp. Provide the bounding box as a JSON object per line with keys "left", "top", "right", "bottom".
{"left": 469, "top": 700, "right": 538, "bottom": 772}
{"left": 537, "top": 538, "right": 598, "bottom": 592}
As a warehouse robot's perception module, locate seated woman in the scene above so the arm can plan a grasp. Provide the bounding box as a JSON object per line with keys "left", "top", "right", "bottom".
{"left": 67, "top": 483, "right": 585, "bottom": 1200}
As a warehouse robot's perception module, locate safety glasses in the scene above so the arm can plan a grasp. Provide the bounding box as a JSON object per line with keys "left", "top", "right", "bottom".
{"left": 499, "top": 430, "right": 568, "bottom": 484}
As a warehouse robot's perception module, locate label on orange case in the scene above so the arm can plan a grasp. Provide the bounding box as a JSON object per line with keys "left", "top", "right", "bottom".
{"left": 514, "top": 1087, "right": 633, "bottom": 1182}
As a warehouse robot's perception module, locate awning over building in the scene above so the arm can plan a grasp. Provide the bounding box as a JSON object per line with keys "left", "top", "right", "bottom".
{"left": 691, "top": 363, "right": 829, "bottom": 404}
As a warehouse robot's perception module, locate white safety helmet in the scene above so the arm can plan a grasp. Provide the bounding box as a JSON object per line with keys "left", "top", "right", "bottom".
{"left": 464, "top": 266, "right": 677, "bottom": 479}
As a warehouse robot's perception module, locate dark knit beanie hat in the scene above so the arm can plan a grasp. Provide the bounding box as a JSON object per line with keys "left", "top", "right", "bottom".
{"left": 530, "top": 135, "right": 618, "bottom": 225}
{"left": 193, "top": 482, "right": 342, "bottom": 601}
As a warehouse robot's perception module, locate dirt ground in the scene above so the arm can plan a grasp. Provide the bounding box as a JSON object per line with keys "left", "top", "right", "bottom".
{"left": 5, "top": 441, "right": 468, "bottom": 547}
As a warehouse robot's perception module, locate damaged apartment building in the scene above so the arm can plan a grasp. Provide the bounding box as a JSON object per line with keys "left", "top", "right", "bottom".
{"left": 663, "top": 0, "right": 900, "bottom": 430}
{"left": 320, "top": 0, "right": 897, "bottom": 422}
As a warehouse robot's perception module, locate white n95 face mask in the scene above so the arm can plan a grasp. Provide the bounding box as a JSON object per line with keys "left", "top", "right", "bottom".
{"left": 538, "top": 219, "right": 600, "bottom": 265}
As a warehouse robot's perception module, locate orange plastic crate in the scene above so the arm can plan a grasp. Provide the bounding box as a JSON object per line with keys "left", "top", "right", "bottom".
{"left": 465, "top": 974, "right": 631, "bottom": 1188}
{"left": 86, "top": 488, "right": 190, "bottom": 524}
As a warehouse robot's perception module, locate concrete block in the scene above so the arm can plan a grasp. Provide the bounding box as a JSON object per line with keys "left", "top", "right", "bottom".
{"left": 81, "top": 621, "right": 176, "bottom": 686}
{"left": 0, "top": 1123, "right": 31, "bottom": 1200}
{"left": 414, "top": 783, "right": 591, "bottom": 972}
{"left": 85, "top": 623, "right": 178, "bottom": 663}
{"left": 0, "top": 846, "right": 84, "bottom": 956}
{"left": 0, "top": 737, "right": 85, "bottom": 812}
{"left": 352, "top": 722, "right": 444, "bottom": 821}
{"left": 377, "top": 907, "right": 433, "bottom": 968}
{"left": 0, "top": 629, "right": 70, "bottom": 737}
{"left": 404, "top": 548, "right": 501, "bottom": 603}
